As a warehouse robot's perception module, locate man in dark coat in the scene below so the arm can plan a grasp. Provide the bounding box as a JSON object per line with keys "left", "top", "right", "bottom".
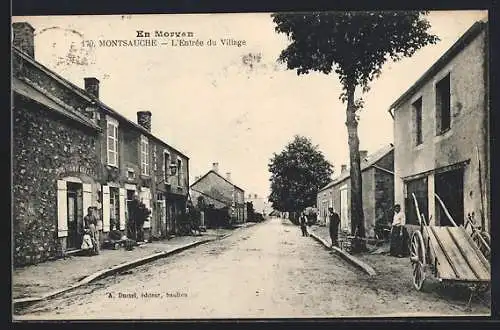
{"left": 299, "top": 211, "right": 308, "bottom": 237}
{"left": 328, "top": 207, "right": 341, "bottom": 247}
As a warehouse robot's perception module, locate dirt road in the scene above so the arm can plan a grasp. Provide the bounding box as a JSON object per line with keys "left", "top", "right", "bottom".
{"left": 14, "top": 217, "right": 490, "bottom": 320}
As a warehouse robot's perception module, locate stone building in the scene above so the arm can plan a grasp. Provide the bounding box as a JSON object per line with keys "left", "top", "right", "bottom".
{"left": 190, "top": 163, "right": 246, "bottom": 227}
{"left": 389, "top": 20, "right": 490, "bottom": 233}
{"left": 12, "top": 22, "right": 102, "bottom": 266}
{"left": 316, "top": 144, "right": 394, "bottom": 237}
{"left": 12, "top": 22, "right": 190, "bottom": 266}
{"left": 80, "top": 78, "right": 190, "bottom": 242}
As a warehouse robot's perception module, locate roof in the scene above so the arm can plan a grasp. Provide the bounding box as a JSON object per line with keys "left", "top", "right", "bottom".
{"left": 319, "top": 143, "right": 394, "bottom": 192}
{"left": 190, "top": 170, "right": 245, "bottom": 192}
{"left": 13, "top": 46, "right": 189, "bottom": 159}
{"left": 12, "top": 76, "right": 101, "bottom": 131}
{"left": 388, "top": 20, "right": 487, "bottom": 113}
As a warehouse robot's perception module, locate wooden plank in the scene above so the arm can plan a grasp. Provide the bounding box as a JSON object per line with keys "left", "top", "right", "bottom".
{"left": 454, "top": 227, "right": 490, "bottom": 278}
{"left": 433, "top": 227, "right": 477, "bottom": 281}
{"left": 446, "top": 227, "right": 486, "bottom": 281}
{"left": 427, "top": 226, "right": 457, "bottom": 279}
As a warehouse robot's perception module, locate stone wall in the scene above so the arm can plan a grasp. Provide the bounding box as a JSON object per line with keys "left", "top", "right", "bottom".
{"left": 13, "top": 96, "right": 99, "bottom": 267}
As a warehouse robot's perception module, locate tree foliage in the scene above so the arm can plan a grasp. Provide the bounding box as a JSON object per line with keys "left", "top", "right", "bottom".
{"left": 271, "top": 11, "right": 438, "bottom": 245}
{"left": 268, "top": 135, "right": 333, "bottom": 213}
{"left": 272, "top": 11, "right": 439, "bottom": 95}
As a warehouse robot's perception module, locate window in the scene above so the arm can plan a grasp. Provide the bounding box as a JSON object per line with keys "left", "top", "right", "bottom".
{"left": 106, "top": 117, "right": 119, "bottom": 166}
{"left": 127, "top": 168, "right": 135, "bottom": 180}
{"left": 163, "top": 151, "right": 170, "bottom": 181}
{"left": 140, "top": 136, "right": 149, "bottom": 176}
{"left": 436, "top": 74, "right": 451, "bottom": 135}
{"left": 413, "top": 97, "right": 423, "bottom": 145}
{"left": 153, "top": 145, "right": 157, "bottom": 172}
{"left": 177, "top": 159, "right": 182, "bottom": 186}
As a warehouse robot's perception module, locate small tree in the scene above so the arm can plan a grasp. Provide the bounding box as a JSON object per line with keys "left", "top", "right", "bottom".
{"left": 272, "top": 11, "right": 438, "bottom": 250}
{"left": 268, "top": 135, "right": 333, "bottom": 224}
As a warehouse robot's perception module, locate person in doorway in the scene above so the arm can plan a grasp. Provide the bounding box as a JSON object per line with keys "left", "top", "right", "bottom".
{"left": 134, "top": 196, "right": 151, "bottom": 242}
{"left": 390, "top": 204, "right": 406, "bottom": 257}
{"left": 299, "top": 211, "right": 308, "bottom": 237}
{"left": 83, "top": 207, "right": 99, "bottom": 255}
{"left": 328, "top": 207, "right": 341, "bottom": 248}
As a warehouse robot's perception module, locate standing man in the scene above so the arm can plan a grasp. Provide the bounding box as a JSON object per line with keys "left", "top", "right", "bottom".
{"left": 83, "top": 207, "right": 99, "bottom": 255}
{"left": 299, "top": 211, "right": 309, "bottom": 237}
{"left": 135, "top": 197, "right": 151, "bottom": 242}
{"left": 328, "top": 207, "right": 341, "bottom": 247}
{"left": 390, "top": 204, "right": 406, "bottom": 257}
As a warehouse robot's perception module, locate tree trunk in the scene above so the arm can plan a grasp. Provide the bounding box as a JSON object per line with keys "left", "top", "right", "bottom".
{"left": 345, "top": 84, "right": 366, "bottom": 252}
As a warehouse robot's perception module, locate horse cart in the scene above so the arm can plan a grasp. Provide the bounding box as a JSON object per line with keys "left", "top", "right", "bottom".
{"left": 409, "top": 193, "right": 490, "bottom": 304}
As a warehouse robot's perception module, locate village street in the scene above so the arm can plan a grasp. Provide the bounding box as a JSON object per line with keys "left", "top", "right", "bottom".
{"left": 14, "top": 217, "right": 489, "bottom": 320}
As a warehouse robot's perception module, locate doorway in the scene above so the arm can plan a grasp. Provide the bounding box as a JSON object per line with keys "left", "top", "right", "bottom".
{"left": 66, "top": 182, "right": 82, "bottom": 249}
{"left": 126, "top": 189, "right": 136, "bottom": 239}
{"left": 435, "top": 168, "right": 464, "bottom": 226}
{"left": 405, "top": 177, "right": 428, "bottom": 225}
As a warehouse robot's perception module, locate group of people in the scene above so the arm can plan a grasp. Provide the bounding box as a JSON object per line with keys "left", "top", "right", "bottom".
{"left": 80, "top": 193, "right": 151, "bottom": 255}
{"left": 298, "top": 204, "right": 409, "bottom": 257}
{"left": 299, "top": 207, "right": 341, "bottom": 248}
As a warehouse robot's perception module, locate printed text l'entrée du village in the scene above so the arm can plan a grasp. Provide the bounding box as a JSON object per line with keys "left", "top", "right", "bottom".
{"left": 81, "top": 30, "right": 247, "bottom": 48}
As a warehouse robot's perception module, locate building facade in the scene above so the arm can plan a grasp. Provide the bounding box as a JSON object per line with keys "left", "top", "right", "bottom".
{"left": 12, "top": 23, "right": 102, "bottom": 266}
{"left": 12, "top": 22, "right": 190, "bottom": 266}
{"left": 316, "top": 145, "right": 394, "bottom": 237}
{"left": 82, "top": 79, "right": 190, "bottom": 242}
{"left": 390, "top": 21, "right": 490, "bottom": 233}
{"left": 190, "top": 163, "right": 246, "bottom": 227}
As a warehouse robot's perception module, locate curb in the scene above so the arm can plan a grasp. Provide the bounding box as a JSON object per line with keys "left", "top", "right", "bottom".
{"left": 216, "top": 222, "right": 258, "bottom": 240}
{"left": 309, "top": 231, "right": 377, "bottom": 276}
{"left": 13, "top": 238, "right": 214, "bottom": 311}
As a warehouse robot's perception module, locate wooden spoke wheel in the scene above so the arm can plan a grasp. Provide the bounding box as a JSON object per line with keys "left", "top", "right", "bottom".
{"left": 410, "top": 230, "right": 426, "bottom": 291}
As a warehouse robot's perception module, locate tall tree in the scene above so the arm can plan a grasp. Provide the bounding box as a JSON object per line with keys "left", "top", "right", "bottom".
{"left": 272, "top": 11, "right": 438, "bottom": 249}
{"left": 268, "top": 135, "right": 333, "bottom": 223}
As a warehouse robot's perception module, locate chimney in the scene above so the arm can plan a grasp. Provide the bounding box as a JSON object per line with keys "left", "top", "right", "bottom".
{"left": 254, "top": 194, "right": 258, "bottom": 199}
{"left": 360, "top": 150, "right": 368, "bottom": 161}
{"left": 341, "top": 164, "right": 347, "bottom": 173}
{"left": 137, "top": 111, "right": 152, "bottom": 132}
{"left": 84, "top": 77, "right": 100, "bottom": 99}
{"left": 12, "top": 22, "right": 35, "bottom": 58}
{"left": 212, "top": 162, "right": 219, "bottom": 173}
{"left": 226, "top": 172, "right": 231, "bottom": 182}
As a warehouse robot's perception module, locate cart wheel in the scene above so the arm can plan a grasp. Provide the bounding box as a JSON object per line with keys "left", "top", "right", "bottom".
{"left": 410, "top": 230, "right": 426, "bottom": 291}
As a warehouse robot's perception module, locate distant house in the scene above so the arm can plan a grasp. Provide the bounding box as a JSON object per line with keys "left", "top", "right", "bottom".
{"left": 389, "top": 20, "right": 489, "bottom": 232}
{"left": 246, "top": 193, "right": 270, "bottom": 216}
{"left": 316, "top": 144, "right": 394, "bottom": 237}
{"left": 190, "top": 163, "right": 246, "bottom": 227}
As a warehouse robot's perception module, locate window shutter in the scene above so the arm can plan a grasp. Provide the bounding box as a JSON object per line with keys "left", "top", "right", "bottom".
{"left": 102, "top": 185, "right": 110, "bottom": 232}
{"left": 141, "top": 188, "right": 151, "bottom": 229}
{"left": 57, "top": 180, "right": 68, "bottom": 238}
{"left": 82, "top": 183, "right": 92, "bottom": 216}
{"left": 119, "top": 188, "right": 126, "bottom": 230}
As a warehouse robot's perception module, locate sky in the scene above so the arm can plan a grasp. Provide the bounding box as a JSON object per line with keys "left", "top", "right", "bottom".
{"left": 12, "top": 10, "right": 487, "bottom": 199}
